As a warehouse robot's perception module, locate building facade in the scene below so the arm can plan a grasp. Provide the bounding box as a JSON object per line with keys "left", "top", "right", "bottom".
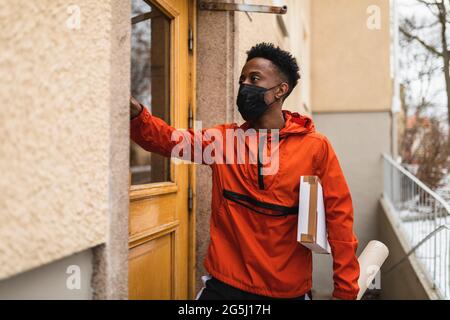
{"left": 0, "top": 0, "right": 392, "bottom": 299}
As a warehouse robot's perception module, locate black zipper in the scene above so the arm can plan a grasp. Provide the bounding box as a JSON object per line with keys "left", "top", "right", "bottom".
{"left": 223, "top": 189, "right": 298, "bottom": 217}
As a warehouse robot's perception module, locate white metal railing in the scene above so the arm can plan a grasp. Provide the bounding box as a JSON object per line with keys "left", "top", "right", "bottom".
{"left": 382, "top": 153, "right": 450, "bottom": 299}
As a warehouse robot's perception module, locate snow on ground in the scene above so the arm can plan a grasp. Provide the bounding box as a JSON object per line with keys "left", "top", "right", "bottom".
{"left": 396, "top": 180, "right": 450, "bottom": 299}
{"left": 393, "top": 169, "right": 450, "bottom": 298}
{"left": 401, "top": 217, "right": 449, "bottom": 299}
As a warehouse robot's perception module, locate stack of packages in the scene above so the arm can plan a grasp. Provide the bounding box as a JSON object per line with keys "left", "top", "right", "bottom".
{"left": 297, "top": 176, "right": 330, "bottom": 254}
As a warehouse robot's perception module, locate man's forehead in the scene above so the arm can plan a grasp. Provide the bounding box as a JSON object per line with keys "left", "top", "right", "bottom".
{"left": 242, "top": 57, "right": 278, "bottom": 74}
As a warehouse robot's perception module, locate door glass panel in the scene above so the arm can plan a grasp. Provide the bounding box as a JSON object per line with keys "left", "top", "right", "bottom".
{"left": 131, "top": 0, "right": 171, "bottom": 185}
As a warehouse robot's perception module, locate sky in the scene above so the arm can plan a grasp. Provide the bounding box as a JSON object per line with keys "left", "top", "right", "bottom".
{"left": 396, "top": 0, "right": 448, "bottom": 123}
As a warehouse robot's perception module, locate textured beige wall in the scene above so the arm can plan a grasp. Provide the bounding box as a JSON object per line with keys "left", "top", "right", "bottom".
{"left": 0, "top": 0, "right": 126, "bottom": 282}
{"left": 311, "top": 0, "right": 391, "bottom": 113}
{"left": 91, "top": 0, "right": 130, "bottom": 300}
{"left": 195, "top": 3, "right": 238, "bottom": 293}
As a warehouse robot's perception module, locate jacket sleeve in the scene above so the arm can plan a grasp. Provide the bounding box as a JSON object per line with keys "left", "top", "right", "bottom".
{"left": 130, "top": 104, "right": 222, "bottom": 164}
{"left": 315, "top": 135, "right": 360, "bottom": 300}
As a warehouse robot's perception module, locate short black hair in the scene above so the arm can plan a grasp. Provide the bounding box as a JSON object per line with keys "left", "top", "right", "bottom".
{"left": 246, "top": 42, "right": 301, "bottom": 98}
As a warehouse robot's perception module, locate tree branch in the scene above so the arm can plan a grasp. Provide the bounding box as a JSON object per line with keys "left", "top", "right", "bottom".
{"left": 400, "top": 26, "right": 443, "bottom": 57}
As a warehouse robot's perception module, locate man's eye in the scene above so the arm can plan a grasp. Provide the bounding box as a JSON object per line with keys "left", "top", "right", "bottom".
{"left": 251, "top": 76, "right": 259, "bottom": 81}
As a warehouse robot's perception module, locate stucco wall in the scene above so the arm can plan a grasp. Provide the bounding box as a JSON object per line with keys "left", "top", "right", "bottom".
{"left": 195, "top": 3, "right": 237, "bottom": 293}
{"left": 91, "top": 0, "right": 130, "bottom": 300}
{"left": 0, "top": 0, "right": 129, "bottom": 293}
{"left": 311, "top": 0, "right": 391, "bottom": 113}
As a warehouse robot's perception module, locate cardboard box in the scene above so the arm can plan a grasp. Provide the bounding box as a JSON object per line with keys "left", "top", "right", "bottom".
{"left": 297, "top": 176, "right": 331, "bottom": 254}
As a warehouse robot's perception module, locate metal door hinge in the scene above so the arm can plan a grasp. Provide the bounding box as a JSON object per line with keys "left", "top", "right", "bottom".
{"left": 199, "top": 2, "right": 287, "bottom": 15}
{"left": 188, "top": 103, "right": 194, "bottom": 129}
{"left": 188, "top": 186, "right": 193, "bottom": 213}
{"left": 188, "top": 27, "right": 194, "bottom": 52}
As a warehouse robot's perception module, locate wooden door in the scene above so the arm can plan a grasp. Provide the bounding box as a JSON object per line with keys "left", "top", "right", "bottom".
{"left": 129, "top": 0, "right": 196, "bottom": 300}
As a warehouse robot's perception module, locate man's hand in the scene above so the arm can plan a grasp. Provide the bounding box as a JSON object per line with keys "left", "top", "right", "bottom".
{"left": 130, "top": 96, "right": 143, "bottom": 119}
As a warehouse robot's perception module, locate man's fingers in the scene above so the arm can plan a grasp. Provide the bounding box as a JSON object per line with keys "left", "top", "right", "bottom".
{"left": 130, "top": 96, "right": 143, "bottom": 119}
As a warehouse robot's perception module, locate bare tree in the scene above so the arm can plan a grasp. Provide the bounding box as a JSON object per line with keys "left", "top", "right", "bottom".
{"left": 415, "top": 118, "right": 449, "bottom": 189}
{"left": 398, "top": 0, "right": 450, "bottom": 191}
{"left": 400, "top": 100, "right": 449, "bottom": 190}
{"left": 400, "top": 0, "right": 450, "bottom": 134}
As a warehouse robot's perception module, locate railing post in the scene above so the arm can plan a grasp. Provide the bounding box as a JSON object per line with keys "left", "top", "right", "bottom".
{"left": 433, "top": 200, "right": 437, "bottom": 290}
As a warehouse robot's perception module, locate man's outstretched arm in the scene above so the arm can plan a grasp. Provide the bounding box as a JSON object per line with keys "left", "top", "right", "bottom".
{"left": 130, "top": 96, "right": 222, "bottom": 163}
{"left": 316, "top": 136, "right": 360, "bottom": 300}
{"left": 130, "top": 97, "right": 182, "bottom": 158}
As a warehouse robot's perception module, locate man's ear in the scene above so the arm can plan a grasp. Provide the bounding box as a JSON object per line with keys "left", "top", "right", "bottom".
{"left": 276, "top": 82, "right": 290, "bottom": 100}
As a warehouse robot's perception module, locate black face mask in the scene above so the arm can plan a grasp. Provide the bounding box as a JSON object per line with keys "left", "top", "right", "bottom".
{"left": 236, "top": 83, "right": 283, "bottom": 121}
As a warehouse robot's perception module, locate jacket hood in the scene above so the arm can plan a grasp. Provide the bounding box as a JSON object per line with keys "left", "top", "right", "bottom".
{"left": 239, "top": 109, "right": 316, "bottom": 138}
{"left": 280, "top": 110, "right": 316, "bottom": 137}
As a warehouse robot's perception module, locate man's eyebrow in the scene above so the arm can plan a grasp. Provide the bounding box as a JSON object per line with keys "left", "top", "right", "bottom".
{"left": 239, "top": 70, "right": 264, "bottom": 78}
{"left": 242, "top": 70, "right": 265, "bottom": 78}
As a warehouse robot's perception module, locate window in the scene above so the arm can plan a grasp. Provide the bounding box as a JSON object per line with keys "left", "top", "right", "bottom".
{"left": 130, "top": 0, "right": 171, "bottom": 185}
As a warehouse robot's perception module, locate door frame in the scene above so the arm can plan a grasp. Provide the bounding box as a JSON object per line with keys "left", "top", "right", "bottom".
{"left": 128, "top": 0, "right": 197, "bottom": 300}
{"left": 187, "top": 0, "right": 197, "bottom": 300}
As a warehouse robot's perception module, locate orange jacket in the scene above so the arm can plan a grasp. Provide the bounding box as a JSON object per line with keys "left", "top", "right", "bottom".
{"left": 131, "top": 105, "right": 360, "bottom": 300}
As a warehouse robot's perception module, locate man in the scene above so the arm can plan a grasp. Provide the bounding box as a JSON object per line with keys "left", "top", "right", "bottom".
{"left": 130, "top": 43, "right": 360, "bottom": 300}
